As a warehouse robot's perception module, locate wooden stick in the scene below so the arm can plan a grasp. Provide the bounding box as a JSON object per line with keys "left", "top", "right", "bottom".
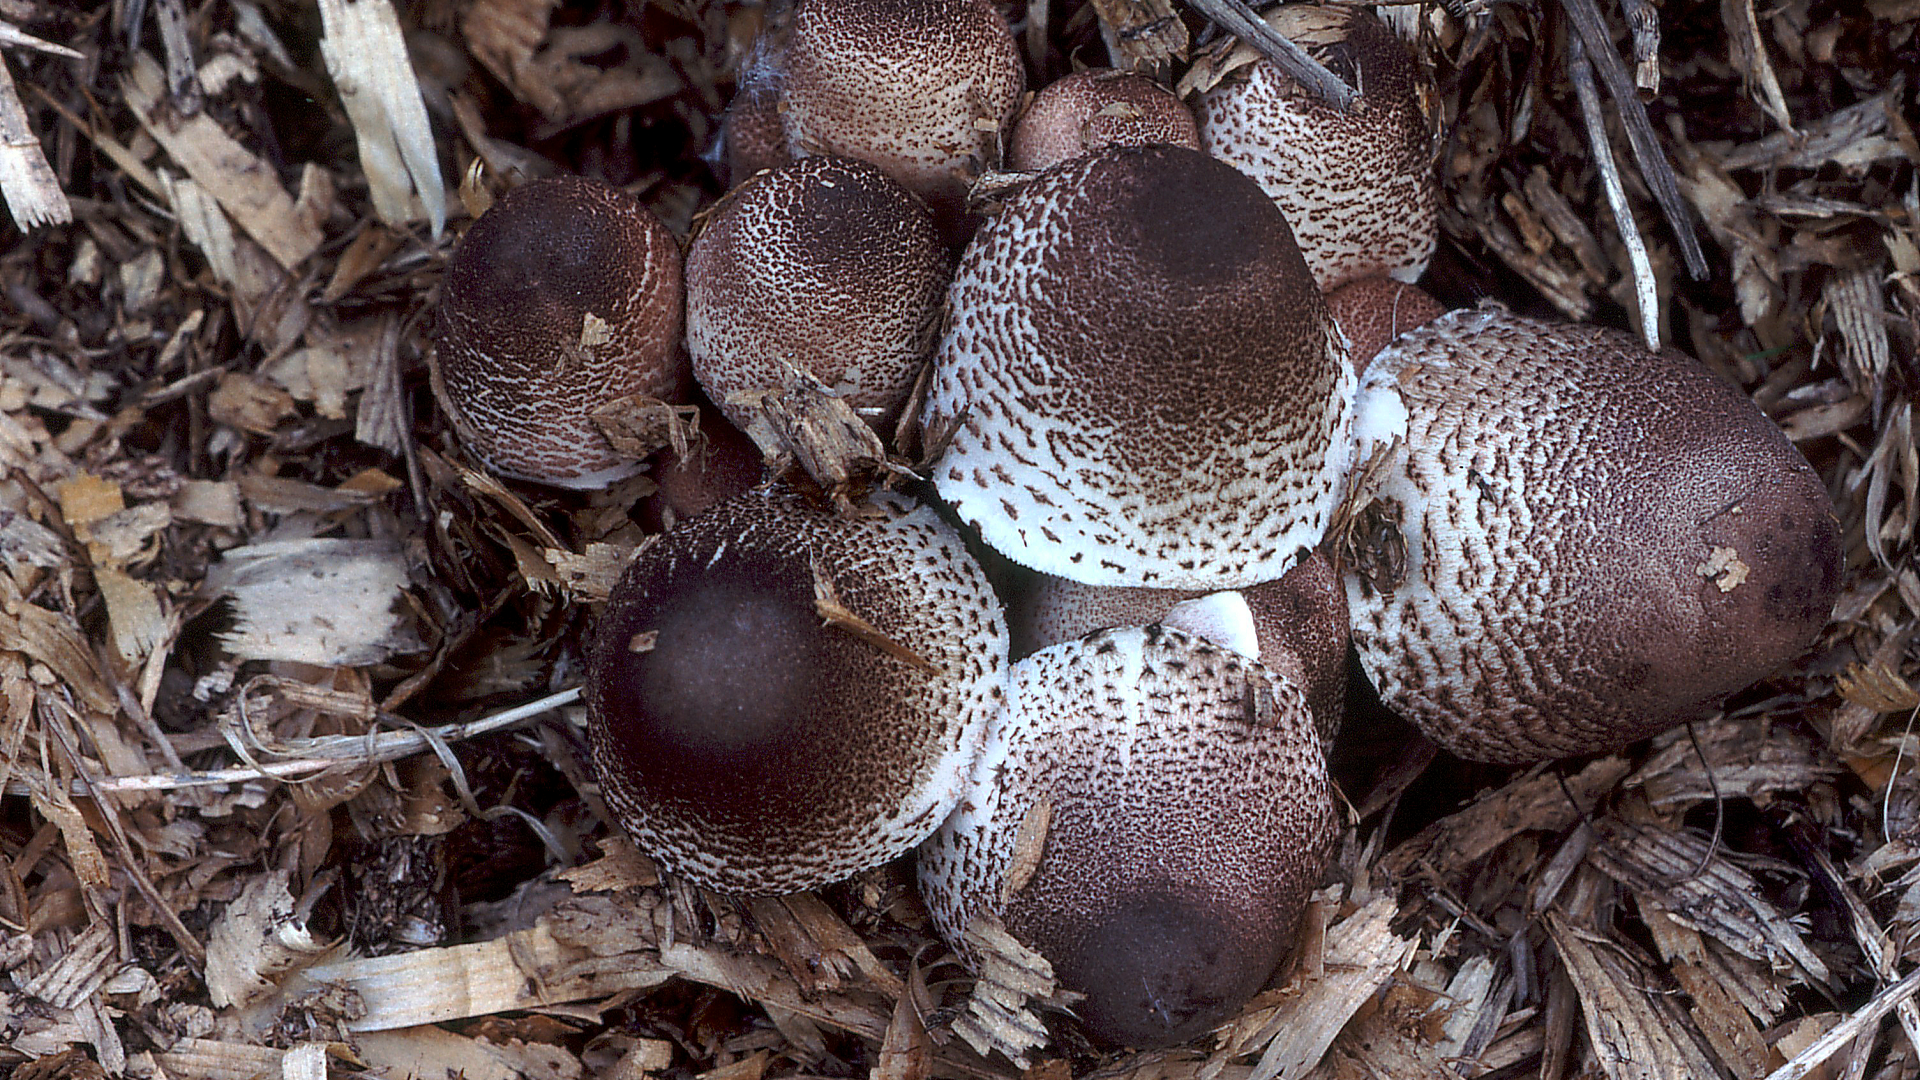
{"left": 1567, "top": 31, "right": 1660, "bottom": 351}
{"left": 1183, "top": 0, "right": 1356, "bottom": 111}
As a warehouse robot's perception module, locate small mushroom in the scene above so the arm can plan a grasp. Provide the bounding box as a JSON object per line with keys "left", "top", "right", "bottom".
{"left": 1191, "top": 5, "right": 1437, "bottom": 291}
{"left": 1008, "top": 69, "right": 1201, "bottom": 172}
{"left": 432, "top": 176, "right": 685, "bottom": 488}
{"left": 1322, "top": 276, "right": 1446, "bottom": 374}
{"left": 587, "top": 488, "right": 1008, "bottom": 893}
{"left": 685, "top": 157, "right": 949, "bottom": 434}
{"left": 772, "top": 0, "right": 1023, "bottom": 243}
{"left": 918, "top": 623, "right": 1335, "bottom": 1048}
{"left": 923, "top": 144, "right": 1354, "bottom": 589}
{"left": 1011, "top": 553, "right": 1350, "bottom": 746}
{"left": 1345, "top": 307, "right": 1843, "bottom": 763}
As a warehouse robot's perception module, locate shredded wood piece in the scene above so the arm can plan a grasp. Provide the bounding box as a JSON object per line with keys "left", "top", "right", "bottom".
{"left": 0, "top": 49, "right": 69, "bottom": 228}
{"left": 317, "top": 0, "right": 447, "bottom": 238}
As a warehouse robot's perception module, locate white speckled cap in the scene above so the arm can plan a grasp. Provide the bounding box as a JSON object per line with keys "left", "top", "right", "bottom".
{"left": 686, "top": 157, "right": 948, "bottom": 433}
{"left": 1346, "top": 307, "right": 1842, "bottom": 763}
{"left": 918, "top": 624, "right": 1335, "bottom": 1047}
{"left": 1009, "top": 69, "right": 1200, "bottom": 172}
{"left": 1193, "top": 5, "right": 1437, "bottom": 292}
{"left": 587, "top": 488, "right": 1008, "bottom": 893}
{"left": 922, "top": 144, "right": 1355, "bottom": 590}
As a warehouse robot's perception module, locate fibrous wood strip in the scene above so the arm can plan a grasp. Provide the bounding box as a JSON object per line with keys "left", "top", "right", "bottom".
{"left": 1380, "top": 757, "right": 1631, "bottom": 881}
{"left": 1628, "top": 714, "right": 1839, "bottom": 809}
{"left": 1237, "top": 895, "right": 1417, "bottom": 1080}
{"left": 121, "top": 52, "right": 322, "bottom": 271}
{"left": 1587, "top": 817, "right": 1829, "bottom": 985}
{"left": 1545, "top": 913, "right": 1723, "bottom": 1080}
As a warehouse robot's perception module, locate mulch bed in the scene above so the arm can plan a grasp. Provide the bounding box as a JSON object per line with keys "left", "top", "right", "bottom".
{"left": 0, "top": 0, "right": 1915, "bottom": 1078}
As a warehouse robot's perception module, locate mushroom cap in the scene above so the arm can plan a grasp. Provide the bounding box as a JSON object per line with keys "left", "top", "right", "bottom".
{"left": 918, "top": 624, "right": 1335, "bottom": 1048}
{"left": 637, "top": 406, "right": 768, "bottom": 533}
{"left": 1009, "top": 69, "right": 1201, "bottom": 172}
{"left": 923, "top": 144, "right": 1355, "bottom": 589}
{"left": 1010, "top": 553, "right": 1350, "bottom": 745}
{"left": 1345, "top": 307, "right": 1843, "bottom": 763}
{"left": 1193, "top": 5, "right": 1437, "bottom": 291}
{"left": 1323, "top": 276, "right": 1446, "bottom": 375}
{"left": 721, "top": 77, "right": 792, "bottom": 185}
{"left": 587, "top": 488, "right": 1008, "bottom": 893}
{"left": 686, "top": 157, "right": 949, "bottom": 432}
{"left": 779, "top": 0, "right": 1024, "bottom": 239}
{"left": 432, "top": 176, "right": 686, "bottom": 488}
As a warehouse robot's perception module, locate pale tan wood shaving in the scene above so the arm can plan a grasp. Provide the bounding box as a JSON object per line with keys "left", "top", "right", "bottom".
{"left": 122, "top": 51, "right": 322, "bottom": 270}
{"left": 1567, "top": 29, "right": 1660, "bottom": 351}
{"left": 208, "top": 538, "right": 426, "bottom": 666}
{"left": 0, "top": 50, "right": 69, "bottom": 228}
{"left": 1640, "top": 905, "right": 1772, "bottom": 1074}
{"left": 204, "top": 869, "right": 330, "bottom": 1010}
{"left": 316, "top": 0, "right": 447, "bottom": 237}
{"left": 952, "top": 917, "right": 1073, "bottom": 1067}
{"left": 1237, "top": 894, "right": 1415, "bottom": 1080}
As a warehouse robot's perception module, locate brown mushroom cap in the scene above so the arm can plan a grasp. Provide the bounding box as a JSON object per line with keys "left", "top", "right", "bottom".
{"left": 1010, "top": 553, "right": 1350, "bottom": 745}
{"left": 1323, "top": 276, "right": 1446, "bottom": 375}
{"left": 777, "top": 0, "right": 1024, "bottom": 240}
{"left": 1193, "top": 5, "right": 1437, "bottom": 291}
{"left": 918, "top": 624, "right": 1335, "bottom": 1048}
{"left": 685, "top": 157, "right": 949, "bottom": 433}
{"left": 1346, "top": 307, "right": 1843, "bottom": 763}
{"left": 923, "top": 144, "right": 1354, "bottom": 589}
{"left": 587, "top": 488, "right": 1007, "bottom": 893}
{"left": 432, "top": 176, "right": 686, "bottom": 488}
{"left": 1009, "top": 69, "right": 1201, "bottom": 172}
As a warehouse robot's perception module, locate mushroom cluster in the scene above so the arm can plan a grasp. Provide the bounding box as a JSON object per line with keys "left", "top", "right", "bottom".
{"left": 427, "top": 0, "right": 1843, "bottom": 1054}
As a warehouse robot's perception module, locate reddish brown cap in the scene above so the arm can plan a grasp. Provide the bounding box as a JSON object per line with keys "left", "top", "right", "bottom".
{"left": 1324, "top": 276, "right": 1446, "bottom": 375}
{"left": 432, "top": 176, "right": 686, "bottom": 488}
{"left": 588, "top": 489, "right": 1008, "bottom": 893}
{"left": 686, "top": 157, "right": 948, "bottom": 433}
{"left": 1347, "top": 307, "right": 1843, "bottom": 763}
{"left": 923, "top": 144, "right": 1354, "bottom": 589}
{"left": 1193, "top": 5, "right": 1437, "bottom": 291}
{"left": 918, "top": 625, "right": 1335, "bottom": 1047}
{"left": 1009, "top": 70, "right": 1201, "bottom": 172}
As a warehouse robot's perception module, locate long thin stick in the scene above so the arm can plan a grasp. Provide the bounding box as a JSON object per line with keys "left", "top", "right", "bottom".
{"left": 1559, "top": 0, "right": 1708, "bottom": 279}
{"left": 1184, "top": 0, "right": 1356, "bottom": 111}
{"left": 1567, "top": 31, "right": 1661, "bottom": 350}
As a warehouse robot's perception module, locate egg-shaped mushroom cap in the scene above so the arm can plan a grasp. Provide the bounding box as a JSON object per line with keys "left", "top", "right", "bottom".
{"left": 1009, "top": 69, "right": 1201, "bottom": 172}
{"left": 1193, "top": 5, "right": 1437, "bottom": 292}
{"left": 779, "top": 0, "right": 1024, "bottom": 240}
{"left": 686, "top": 157, "right": 949, "bottom": 433}
{"left": 1324, "top": 276, "right": 1446, "bottom": 375}
{"left": 1010, "top": 553, "right": 1350, "bottom": 746}
{"left": 587, "top": 488, "right": 1008, "bottom": 893}
{"left": 923, "top": 144, "right": 1355, "bottom": 589}
{"left": 1346, "top": 307, "right": 1843, "bottom": 763}
{"left": 432, "top": 176, "right": 686, "bottom": 488}
{"left": 918, "top": 624, "right": 1335, "bottom": 1048}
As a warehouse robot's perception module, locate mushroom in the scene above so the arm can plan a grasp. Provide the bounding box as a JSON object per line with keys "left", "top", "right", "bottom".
{"left": 1322, "top": 276, "right": 1446, "bottom": 374}
{"left": 922, "top": 144, "right": 1354, "bottom": 589}
{"left": 1190, "top": 5, "right": 1437, "bottom": 292}
{"left": 685, "top": 156, "right": 949, "bottom": 434}
{"left": 1008, "top": 69, "right": 1201, "bottom": 172}
{"left": 918, "top": 622, "right": 1336, "bottom": 1048}
{"left": 636, "top": 405, "right": 767, "bottom": 533}
{"left": 1010, "top": 553, "right": 1350, "bottom": 746}
{"left": 432, "top": 176, "right": 685, "bottom": 488}
{"left": 1344, "top": 306, "right": 1843, "bottom": 763}
{"left": 586, "top": 488, "right": 1007, "bottom": 893}
{"left": 772, "top": 0, "right": 1024, "bottom": 242}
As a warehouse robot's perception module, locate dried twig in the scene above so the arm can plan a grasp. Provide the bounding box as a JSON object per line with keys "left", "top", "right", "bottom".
{"left": 1182, "top": 0, "right": 1356, "bottom": 111}
{"left": 1566, "top": 30, "right": 1660, "bottom": 350}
